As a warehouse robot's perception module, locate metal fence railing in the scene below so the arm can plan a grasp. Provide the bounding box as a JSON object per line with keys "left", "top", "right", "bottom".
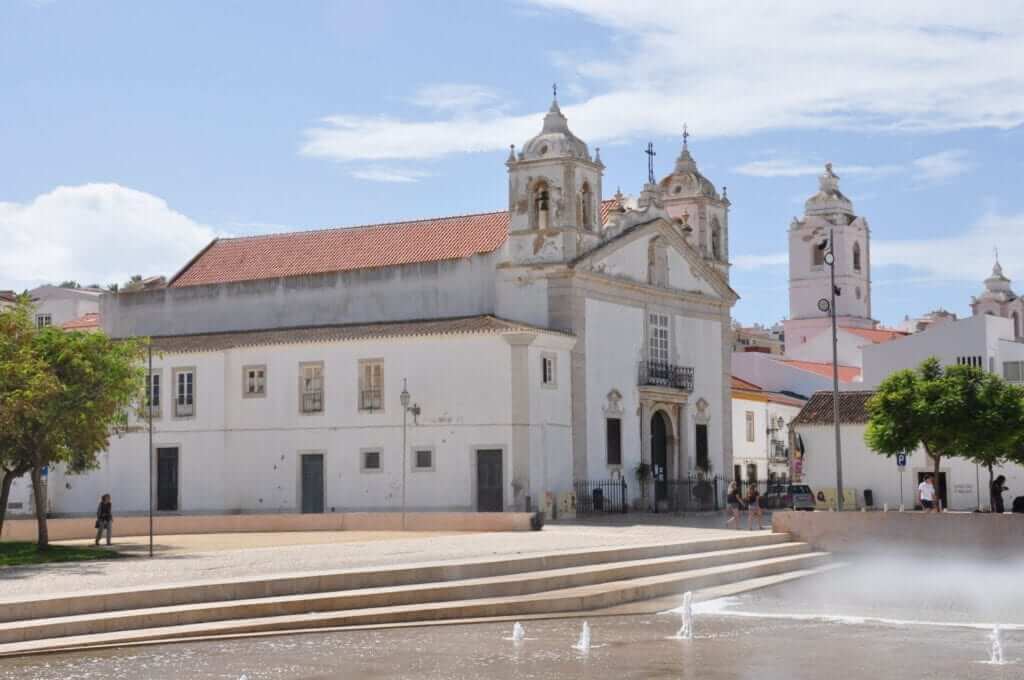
{"left": 574, "top": 479, "right": 629, "bottom": 514}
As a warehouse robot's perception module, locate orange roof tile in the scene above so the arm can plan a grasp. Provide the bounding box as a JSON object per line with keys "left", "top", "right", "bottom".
{"left": 841, "top": 326, "right": 908, "bottom": 344}
{"left": 731, "top": 375, "right": 762, "bottom": 390}
{"left": 778, "top": 359, "right": 861, "bottom": 383}
{"left": 62, "top": 312, "right": 101, "bottom": 331}
{"left": 170, "top": 199, "right": 623, "bottom": 288}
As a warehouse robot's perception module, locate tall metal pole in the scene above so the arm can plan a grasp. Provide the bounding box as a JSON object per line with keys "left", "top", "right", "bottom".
{"left": 400, "top": 378, "right": 409, "bottom": 531}
{"left": 147, "top": 344, "right": 154, "bottom": 558}
{"left": 828, "top": 226, "right": 844, "bottom": 511}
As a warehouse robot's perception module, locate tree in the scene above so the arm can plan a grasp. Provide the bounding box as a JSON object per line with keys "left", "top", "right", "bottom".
{"left": 865, "top": 358, "right": 985, "bottom": 485}
{"left": 0, "top": 299, "right": 145, "bottom": 549}
{"left": 959, "top": 372, "right": 1024, "bottom": 509}
{"left": 58, "top": 281, "right": 81, "bottom": 289}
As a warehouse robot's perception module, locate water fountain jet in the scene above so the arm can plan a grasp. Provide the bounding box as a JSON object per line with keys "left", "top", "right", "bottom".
{"left": 573, "top": 621, "right": 591, "bottom": 653}
{"left": 512, "top": 622, "right": 525, "bottom": 643}
{"left": 989, "top": 625, "right": 1005, "bottom": 665}
{"left": 674, "top": 591, "right": 694, "bottom": 640}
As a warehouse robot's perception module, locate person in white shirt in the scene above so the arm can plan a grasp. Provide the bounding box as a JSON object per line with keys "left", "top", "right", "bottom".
{"left": 918, "top": 474, "right": 939, "bottom": 512}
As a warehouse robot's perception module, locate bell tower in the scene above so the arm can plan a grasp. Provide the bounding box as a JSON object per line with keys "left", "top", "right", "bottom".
{"left": 503, "top": 88, "right": 604, "bottom": 264}
{"left": 784, "top": 164, "right": 875, "bottom": 351}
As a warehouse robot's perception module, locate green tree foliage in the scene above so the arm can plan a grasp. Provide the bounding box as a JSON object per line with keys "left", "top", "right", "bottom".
{"left": 866, "top": 358, "right": 1024, "bottom": 505}
{"left": 0, "top": 298, "right": 145, "bottom": 548}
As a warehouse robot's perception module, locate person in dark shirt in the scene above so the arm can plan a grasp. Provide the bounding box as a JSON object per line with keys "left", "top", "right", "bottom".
{"left": 746, "top": 485, "right": 765, "bottom": 530}
{"left": 991, "top": 476, "right": 1008, "bottom": 514}
{"left": 95, "top": 494, "right": 113, "bottom": 546}
{"left": 726, "top": 482, "right": 744, "bottom": 530}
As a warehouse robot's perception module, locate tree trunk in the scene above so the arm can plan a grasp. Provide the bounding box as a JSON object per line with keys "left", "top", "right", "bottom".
{"left": 0, "top": 470, "right": 16, "bottom": 537}
{"left": 30, "top": 465, "right": 49, "bottom": 551}
{"left": 988, "top": 463, "right": 995, "bottom": 512}
{"left": 932, "top": 453, "right": 942, "bottom": 511}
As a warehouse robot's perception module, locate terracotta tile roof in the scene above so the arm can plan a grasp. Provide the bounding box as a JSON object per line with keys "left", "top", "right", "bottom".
{"left": 148, "top": 315, "right": 571, "bottom": 354}
{"left": 778, "top": 359, "right": 861, "bottom": 383}
{"left": 791, "top": 390, "right": 876, "bottom": 425}
{"left": 841, "top": 326, "right": 908, "bottom": 344}
{"left": 731, "top": 375, "right": 762, "bottom": 390}
{"left": 169, "top": 199, "right": 623, "bottom": 288}
{"left": 0, "top": 290, "right": 17, "bottom": 303}
{"left": 62, "top": 312, "right": 101, "bottom": 331}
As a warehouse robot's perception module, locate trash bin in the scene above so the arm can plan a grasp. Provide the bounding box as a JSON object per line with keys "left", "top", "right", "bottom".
{"left": 593, "top": 487, "right": 604, "bottom": 511}
{"left": 864, "top": 489, "right": 874, "bottom": 508}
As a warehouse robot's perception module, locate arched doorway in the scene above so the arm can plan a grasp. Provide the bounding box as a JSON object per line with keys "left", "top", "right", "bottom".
{"left": 651, "top": 411, "right": 670, "bottom": 504}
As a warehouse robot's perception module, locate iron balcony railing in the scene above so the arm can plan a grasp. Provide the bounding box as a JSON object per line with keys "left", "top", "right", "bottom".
{"left": 302, "top": 392, "right": 323, "bottom": 413}
{"left": 638, "top": 361, "right": 695, "bottom": 391}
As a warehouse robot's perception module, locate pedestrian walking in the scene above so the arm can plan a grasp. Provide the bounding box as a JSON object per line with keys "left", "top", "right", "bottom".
{"left": 726, "top": 481, "right": 744, "bottom": 529}
{"left": 991, "top": 475, "right": 1008, "bottom": 514}
{"left": 95, "top": 494, "right": 113, "bottom": 546}
{"left": 918, "top": 474, "right": 938, "bottom": 513}
{"left": 746, "top": 485, "right": 764, "bottom": 530}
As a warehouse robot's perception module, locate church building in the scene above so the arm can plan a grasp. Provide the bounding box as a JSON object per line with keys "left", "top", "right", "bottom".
{"left": 40, "top": 95, "right": 738, "bottom": 517}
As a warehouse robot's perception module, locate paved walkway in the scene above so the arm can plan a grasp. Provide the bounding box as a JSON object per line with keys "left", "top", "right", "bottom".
{"left": 0, "top": 520, "right": 756, "bottom": 599}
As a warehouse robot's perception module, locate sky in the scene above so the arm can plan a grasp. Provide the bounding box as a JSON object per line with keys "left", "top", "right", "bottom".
{"left": 2, "top": 0, "right": 1023, "bottom": 327}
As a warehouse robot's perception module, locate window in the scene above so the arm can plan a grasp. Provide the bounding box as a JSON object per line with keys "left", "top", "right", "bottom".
{"left": 606, "top": 418, "right": 622, "bottom": 465}
{"left": 580, "top": 181, "right": 593, "bottom": 230}
{"left": 747, "top": 463, "right": 758, "bottom": 482}
{"left": 541, "top": 354, "right": 557, "bottom": 387}
{"left": 361, "top": 449, "right": 382, "bottom": 472}
{"left": 533, "top": 181, "right": 550, "bottom": 230}
{"left": 35, "top": 314, "right": 52, "bottom": 328}
{"left": 145, "top": 371, "right": 161, "bottom": 418}
{"left": 359, "top": 360, "right": 383, "bottom": 411}
{"left": 1004, "top": 361, "right": 1024, "bottom": 382}
{"left": 745, "top": 411, "right": 755, "bottom": 442}
{"left": 958, "top": 356, "right": 983, "bottom": 369}
{"left": 1013, "top": 312, "right": 1021, "bottom": 338}
{"left": 695, "top": 424, "right": 709, "bottom": 471}
{"left": 413, "top": 448, "right": 434, "bottom": 471}
{"left": 648, "top": 237, "right": 669, "bottom": 286}
{"left": 300, "top": 362, "right": 324, "bottom": 413}
{"left": 243, "top": 365, "right": 266, "bottom": 397}
{"left": 648, "top": 313, "right": 670, "bottom": 364}
{"left": 812, "top": 244, "right": 825, "bottom": 267}
{"left": 853, "top": 242, "right": 862, "bottom": 271}
{"left": 173, "top": 368, "right": 194, "bottom": 417}
{"left": 710, "top": 217, "right": 722, "bottom": 260}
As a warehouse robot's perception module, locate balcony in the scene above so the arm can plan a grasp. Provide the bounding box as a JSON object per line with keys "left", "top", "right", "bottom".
{"left": 638, "top": 361, "right": 694, "bottom": 392}
{"left": 769, "top": 441, "right": 789, "bottom": 463}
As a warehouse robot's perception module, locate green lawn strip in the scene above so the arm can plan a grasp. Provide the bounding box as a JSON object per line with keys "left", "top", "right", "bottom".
{"left": 0, "top": 541, "right": 123, "bottom": 567}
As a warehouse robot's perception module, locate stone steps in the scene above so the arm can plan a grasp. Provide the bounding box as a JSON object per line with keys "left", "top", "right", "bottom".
{"left": 0, "top": 550, "right": 829, "bottom": 657}
{"left": 0, "top": 532, "right": 792, "bottom": 623}
{"left": 0, "top": 540, "right": 811, "bottom": 644}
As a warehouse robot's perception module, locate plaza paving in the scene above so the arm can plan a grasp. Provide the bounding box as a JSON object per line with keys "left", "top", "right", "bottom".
{"left": 0, "top": 518, "right": 750, "bottom": 599}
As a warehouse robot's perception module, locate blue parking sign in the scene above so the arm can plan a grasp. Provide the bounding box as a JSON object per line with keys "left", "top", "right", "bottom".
{"left": 896, "top": 453, "right": 907, "bottom": 469}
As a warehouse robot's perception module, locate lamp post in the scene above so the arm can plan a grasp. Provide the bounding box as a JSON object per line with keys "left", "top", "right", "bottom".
{"left": 817, "top": 226, "right": 844, "bottom": 511}
{"left": 399, "top": 379, "right": 420, "bottom": 530}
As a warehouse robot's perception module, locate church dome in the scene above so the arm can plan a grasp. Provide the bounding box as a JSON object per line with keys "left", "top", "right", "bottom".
{"left": 805, "top": 163, "right": 854, "bottom": 216}
{"left": 659, "top": 143, "right": 719, "bottom": 200}
{"left": 519, "top": 98, "right": 592, "bottom": 162}
{"left": 979, "top": 259, "right": 1016, "bottom": 302}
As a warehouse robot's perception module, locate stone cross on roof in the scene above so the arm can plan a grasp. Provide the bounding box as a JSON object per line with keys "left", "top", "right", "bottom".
{"left": 645, "top": 142, "right": 656, "bottom": 184}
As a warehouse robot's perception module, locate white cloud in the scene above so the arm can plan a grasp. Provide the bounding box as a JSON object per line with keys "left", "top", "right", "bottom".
{"left": 408, "top": 84, "right": 502, "bottom": 114}
{"left": 349, "top": 167, "right": 433, "bottom": 183}
{"left": 733, "top": 159, "right": 902, "bottom": 179}
{"left": 911, "top": 150, "right": 972, "bottom": 183}
{"left": 300, "top": 2, "right": 1024, "bottom": 163}
{"left": 0, "top": 184, "right": 215, "bottom": 290}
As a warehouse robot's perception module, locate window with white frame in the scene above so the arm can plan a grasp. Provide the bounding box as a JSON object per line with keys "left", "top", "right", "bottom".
{"left": 361, "top": 449, "right": 382, "bottom": 472}
{"left": 173, "top": 368, "right": 194, "bottom": 417}
{"left": 413, "top": 448, "right": 434, "bottom": 471}
{"left": 745, "top": 411, "right": 755, "bottom": 442}
{"left": 1004, "top": 361, "right": 1024, "bottom": 382}
{"left": 243, "top": 365, "right": 266, "bottom": 397}
{"left": 648, "top": 313, "right": 670, "bottom": 364}
{"left": 541, "top": 353, "right": 556, "bottom": 387}
{"left": 358, "top": 360, "right": 384, "bottom": 411}
{"left": 300, "top": 362, "right": 324, "bottom": 413}
{"left": 36, "top": 314, "right": 52, "bottom": 328}
{"left": 145, "top": 370, "right": 161, "bottom": 417}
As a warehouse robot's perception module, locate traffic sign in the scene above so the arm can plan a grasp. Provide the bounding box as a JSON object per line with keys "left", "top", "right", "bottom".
{"left": 896, "top": 453, "right": 907, "bottom": 469}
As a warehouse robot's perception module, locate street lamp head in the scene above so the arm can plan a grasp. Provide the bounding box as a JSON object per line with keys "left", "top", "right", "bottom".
{"left": 824, "top": 252, "right": 835, "bottom": 266}
{"left": 400, "top": 378, "right": 411, "bottom": 408}
{"left": 817, "top": 298, "right": 831, "bottom": 313}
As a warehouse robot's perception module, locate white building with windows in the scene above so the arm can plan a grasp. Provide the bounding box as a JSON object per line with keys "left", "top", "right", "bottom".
{"left": 36, "top": 96, "right": 738, "bottom": 517}
{"left": 730, "top": 377, "right": 804, "bottom": 483}
{"left": 25, "top": 285, "right": 103, "bottom": 329}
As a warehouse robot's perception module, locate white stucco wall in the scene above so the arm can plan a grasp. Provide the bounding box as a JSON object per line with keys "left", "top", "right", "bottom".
{"left": 795, "top": 423, "right": 1024, "bottom": 511}
{"left": 732, "top": 395, "right": 802, "bottom": 481}
{"left": 47, "top": 331, "right": 574, "bottom": 515}
{"left": 784, "top": 328, "right": 867, "bottom": 367}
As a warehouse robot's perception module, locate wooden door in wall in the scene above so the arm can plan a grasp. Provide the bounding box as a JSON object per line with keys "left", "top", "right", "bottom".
{"left": 156, "top": 447, "right": 179, "bottom": 512}
{"left": 476, "top": 450, "right": 503, "bottom": 512}
{"left": 301, "top": 454, "right": 324, "bottom": 514}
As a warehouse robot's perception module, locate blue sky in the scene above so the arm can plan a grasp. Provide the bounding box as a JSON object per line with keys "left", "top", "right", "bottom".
{"left": 2, "top": 0, "right": 1023, "bottom": 327}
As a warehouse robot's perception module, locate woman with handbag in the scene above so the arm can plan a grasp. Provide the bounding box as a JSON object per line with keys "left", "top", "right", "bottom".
{"left": 95, "top": 494, "right": 113, "bottom": 546}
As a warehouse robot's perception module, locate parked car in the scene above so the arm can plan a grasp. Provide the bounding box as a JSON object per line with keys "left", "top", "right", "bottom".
{"left": 761, "top": 483, "right": 816, "bottom": 511}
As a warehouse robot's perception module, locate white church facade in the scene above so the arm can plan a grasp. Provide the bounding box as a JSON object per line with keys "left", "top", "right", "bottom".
{"left": 36, "top": 97, "right": 738, "bottom": 517}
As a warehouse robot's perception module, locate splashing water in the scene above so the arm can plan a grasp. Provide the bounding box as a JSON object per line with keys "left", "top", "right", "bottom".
{"left": 512, "top": 622, "right": 525, "bottom": 643}
{"left": 989, "top": 625, "right": 1005, "bottom": 665}
{"left": 675, "top": 591, "right": 695, "bottom": 640}
{"left": 573, "top": 621, "right": 591, "bottom": 653}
